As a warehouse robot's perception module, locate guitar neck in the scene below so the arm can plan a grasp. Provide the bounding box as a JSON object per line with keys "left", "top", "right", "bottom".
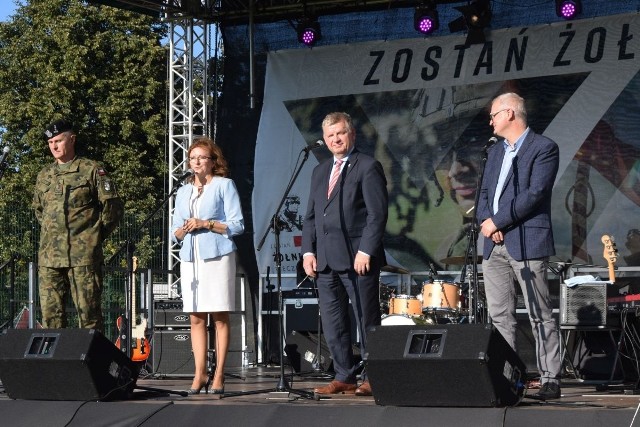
{"left": 608, "top": 263, "right": 616, "bottom": 283}
{"left": 131, "top": 256, "right": 138, "bottom": 320}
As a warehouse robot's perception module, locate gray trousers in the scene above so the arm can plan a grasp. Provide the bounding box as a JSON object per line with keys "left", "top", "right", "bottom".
{"left": 483, "top": 244, "right": 561, "bottom": 384}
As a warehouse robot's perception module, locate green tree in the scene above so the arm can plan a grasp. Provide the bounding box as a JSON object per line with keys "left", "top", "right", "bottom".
{"left": 0, "top": 0, "right": 168, "bottom": 261}
{"left": 0, "top": 0, "right": 168, "bottom": 329}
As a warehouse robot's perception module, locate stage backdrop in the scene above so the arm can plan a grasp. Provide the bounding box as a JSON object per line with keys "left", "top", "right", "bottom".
{"left": 253, "top": 13, "right": 640, "bottom": 289}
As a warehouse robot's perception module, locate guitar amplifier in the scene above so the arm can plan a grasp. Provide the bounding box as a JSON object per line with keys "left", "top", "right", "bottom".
{"left": 154, "top": 299, "right": 190, "bottom": 328}
{"left": 151, "top": 329, "right": 194, "bottom": 376}
{"left": 560, "top": 283, "right": 610, "bottom": 326}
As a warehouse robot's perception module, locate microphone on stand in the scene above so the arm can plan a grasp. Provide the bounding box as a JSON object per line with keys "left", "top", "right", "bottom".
{"left": 484, "top": 137, "right": 498, "bottom": 150}
{"left": 303, "top": 140, "right": 325, "bottom": 153}
{"left": 0, "top": 146, "right": 10, "bottom": 165}
{"left": 177, "top": 168, "right": 195, "bottom": 182}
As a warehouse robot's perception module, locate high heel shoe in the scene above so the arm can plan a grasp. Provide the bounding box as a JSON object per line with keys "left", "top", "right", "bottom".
{"left": 186, "top": 381, "right": 209, "bottom": 395}
{"left": 209, "top": 381, "right": 225, "bottom": 399}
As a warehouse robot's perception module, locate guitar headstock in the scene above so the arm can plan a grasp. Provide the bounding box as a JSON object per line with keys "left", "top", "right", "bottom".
{"left": 601, "top": 234, "right": 618, "bottom": 282}
{"left": 601, "top": 235, "right": 618, "bottom": 264}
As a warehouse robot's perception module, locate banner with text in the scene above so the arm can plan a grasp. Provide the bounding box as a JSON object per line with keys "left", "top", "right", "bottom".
{"left": 253, "top": 13, "right": 640, "bottom": 289}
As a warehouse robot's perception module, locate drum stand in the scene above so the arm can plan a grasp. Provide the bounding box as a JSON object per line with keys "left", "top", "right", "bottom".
{"left": 458, "top": 140, "right": 492, "bottom": 324}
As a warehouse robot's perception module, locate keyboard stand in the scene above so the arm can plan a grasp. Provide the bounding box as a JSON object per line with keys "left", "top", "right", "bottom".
{"left": 560, "top": 324, "right": 625, "bottom": 384}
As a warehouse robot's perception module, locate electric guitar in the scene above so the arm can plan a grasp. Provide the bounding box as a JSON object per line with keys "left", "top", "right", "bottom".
{"left": 601, "top": 234, "right": 618, "bottom": 283}
{"left": 115, "top": 257, "right": 151, "bottom": 361}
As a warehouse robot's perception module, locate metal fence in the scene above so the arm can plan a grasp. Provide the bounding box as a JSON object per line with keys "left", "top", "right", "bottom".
{"left": 0, "top": 211, "right": 169, "bottom": 342}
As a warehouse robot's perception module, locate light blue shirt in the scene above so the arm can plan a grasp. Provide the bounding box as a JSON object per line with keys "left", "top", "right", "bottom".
{"left": 493, "top": 128, "right": 530, "bottom": 215}
{"left": 171, "top": 177, "right": 244, "bottom": 262}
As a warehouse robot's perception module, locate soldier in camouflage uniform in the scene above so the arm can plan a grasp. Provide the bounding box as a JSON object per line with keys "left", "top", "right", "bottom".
{"left": 33, "top": 119, "right": 124, "bottom": 332}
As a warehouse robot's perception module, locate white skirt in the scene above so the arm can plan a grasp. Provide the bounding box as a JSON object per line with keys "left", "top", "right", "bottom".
{"left": 180, "top": 252, "right": 236, "bottom": 313}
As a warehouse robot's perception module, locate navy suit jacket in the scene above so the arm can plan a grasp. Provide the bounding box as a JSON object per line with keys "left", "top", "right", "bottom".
{"left": 477, "top": 130, "right": 559, "bottom": 262}
{"left": 302, "top": 150, "right": 388, "bottom": 272}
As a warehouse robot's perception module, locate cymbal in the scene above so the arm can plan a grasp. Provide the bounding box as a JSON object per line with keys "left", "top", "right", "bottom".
{"left": 440, "top": 256, "right": 483, "bottom": 265}
{"left": 381, "top": 265, "right": 410, "bottom": 274}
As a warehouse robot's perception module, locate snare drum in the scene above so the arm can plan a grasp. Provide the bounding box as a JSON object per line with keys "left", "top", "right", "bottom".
{"left": 422, "top": 281, "right": 461, "bottom": 313}
{"left": 388, "top": 295, "right": 422, "bottom": 316}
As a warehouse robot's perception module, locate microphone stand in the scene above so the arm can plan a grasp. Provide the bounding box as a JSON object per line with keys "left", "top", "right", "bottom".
{"left": 107, "top": 177, "right": 191, "bottom": 398}
{"left": 224, "top": 148, "right": 317, "bottom": 400}
{"left": 458, "top": 141, "right": 493, "bottom": 324}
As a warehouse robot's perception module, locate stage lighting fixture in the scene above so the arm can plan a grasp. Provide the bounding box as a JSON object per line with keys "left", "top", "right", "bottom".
{"left": 448, "top": 0, "right": 492, "bottom": 45}
{"left": 296, "top": 19, "right": 321, "bottom": 46}
{"left": 555, "top": 0, "right": 582, "bottom": 20}
{"left": 414, "top": 2, "right": 439, "bottom": 35}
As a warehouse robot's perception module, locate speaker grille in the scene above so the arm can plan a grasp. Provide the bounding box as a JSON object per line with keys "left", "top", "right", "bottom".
{"left": 560, "top": 283, "right": 608, "bottom": 326}
{"left": 151, "top": 330, "right": 194, "bottom": 376}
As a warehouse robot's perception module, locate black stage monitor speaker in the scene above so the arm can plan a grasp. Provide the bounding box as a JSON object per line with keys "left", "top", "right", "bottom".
{"left": 560, "top": 282, "right": 609, "bottom": 326}
{"left": 0, "top": 328, "right": 138, "bottom": 401}
{"left": 366, "top": 324, "right": 526, "bottom": 407}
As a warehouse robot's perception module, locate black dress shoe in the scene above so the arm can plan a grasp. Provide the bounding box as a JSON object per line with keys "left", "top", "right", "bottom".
{"left": 529, "top": 382, "right": 561, "bottom": 400}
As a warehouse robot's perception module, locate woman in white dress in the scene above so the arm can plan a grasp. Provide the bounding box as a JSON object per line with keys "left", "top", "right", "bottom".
{"left": 171, "top": 137, "right": 244, "bottom": 396}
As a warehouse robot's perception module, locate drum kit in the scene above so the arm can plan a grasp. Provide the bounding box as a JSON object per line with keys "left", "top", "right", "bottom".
{"left": 379, "top": 258, "right": 478, "bottom": 326}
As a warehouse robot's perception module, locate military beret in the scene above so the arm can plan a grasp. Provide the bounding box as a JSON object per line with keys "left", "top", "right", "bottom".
{"left": 44, "top": 119, "right": 74, "bottom": 140}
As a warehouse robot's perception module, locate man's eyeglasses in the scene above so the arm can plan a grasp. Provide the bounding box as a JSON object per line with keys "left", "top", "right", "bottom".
{"left": 489, "top": 109, "right": 509, "bottom": 120}
{"left": 189, "top": 156, "right": 212, "bottom": 161}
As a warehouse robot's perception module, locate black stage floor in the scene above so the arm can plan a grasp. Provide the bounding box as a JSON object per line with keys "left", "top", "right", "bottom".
{"left": 2, "top": 366, "right": 640, "bottom": 427}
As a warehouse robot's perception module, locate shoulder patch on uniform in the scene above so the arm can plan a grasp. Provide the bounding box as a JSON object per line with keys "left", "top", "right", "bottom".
{"left": 98, "top": 168, "right": 107, "bottom": 176}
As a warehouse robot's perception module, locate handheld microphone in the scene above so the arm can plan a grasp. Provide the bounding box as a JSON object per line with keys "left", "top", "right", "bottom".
{"left": 485, "top": 137, "right": 498, "bottom": 150}
{"left": 0, "top": 146, "right": 9, "bottom": 166}
{"left": 303, "top": 140, "right": 325, "bottom": 153}
{"left": 178, "top": 168, "right": 195, "bottom": 182}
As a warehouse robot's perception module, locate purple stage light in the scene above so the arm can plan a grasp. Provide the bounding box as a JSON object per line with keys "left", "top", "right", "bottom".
{"left": 414, "top": 3, "right": 439, "bottom": 36}
{"left": 417, "top": 17, "right": 434, "bottom": 34}
{"left": 300, "top": 29, "right": 316, "bottom": 46}
{"left": 296, "top": 19, "right": 321, "bottom": 47}
{"left": 560, "top": 2, "right": 576, "bottom": 18}
{"left": 556, "top": 0, "right": 581, "bottom": 20}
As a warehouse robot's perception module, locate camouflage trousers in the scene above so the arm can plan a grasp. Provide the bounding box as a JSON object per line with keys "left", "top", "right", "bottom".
{"left": 38, "top": 264, "right": 104, "bottom": 332}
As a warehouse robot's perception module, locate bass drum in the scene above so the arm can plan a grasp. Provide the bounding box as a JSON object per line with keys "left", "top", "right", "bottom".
{"left": 381, "top": 314, "right": 434, "bottom": 326}
{"left": 381, "top": 314, "right": 416, "bottom": 325}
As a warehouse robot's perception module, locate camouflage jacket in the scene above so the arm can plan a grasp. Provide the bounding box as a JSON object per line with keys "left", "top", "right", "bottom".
{"left": 32, "top": 157, "right": 124, "bottom": 267}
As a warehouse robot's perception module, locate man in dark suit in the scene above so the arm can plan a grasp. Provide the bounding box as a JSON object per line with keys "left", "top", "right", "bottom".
{"left": 302, "top": 112, "right": 388, "bottom": 397}
{"left": 477, "top": 93, "right": 561, "bottom": 400}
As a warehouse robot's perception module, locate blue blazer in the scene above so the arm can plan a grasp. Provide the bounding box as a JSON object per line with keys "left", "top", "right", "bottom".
{"left": 302, "top": 150, "right": 388, "bottom": 272}
{"left": 171, "top": 177, "right": 244, "bottom": 262}
{"left": 477, "top": 130, "right": 559, "bottom": 262}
